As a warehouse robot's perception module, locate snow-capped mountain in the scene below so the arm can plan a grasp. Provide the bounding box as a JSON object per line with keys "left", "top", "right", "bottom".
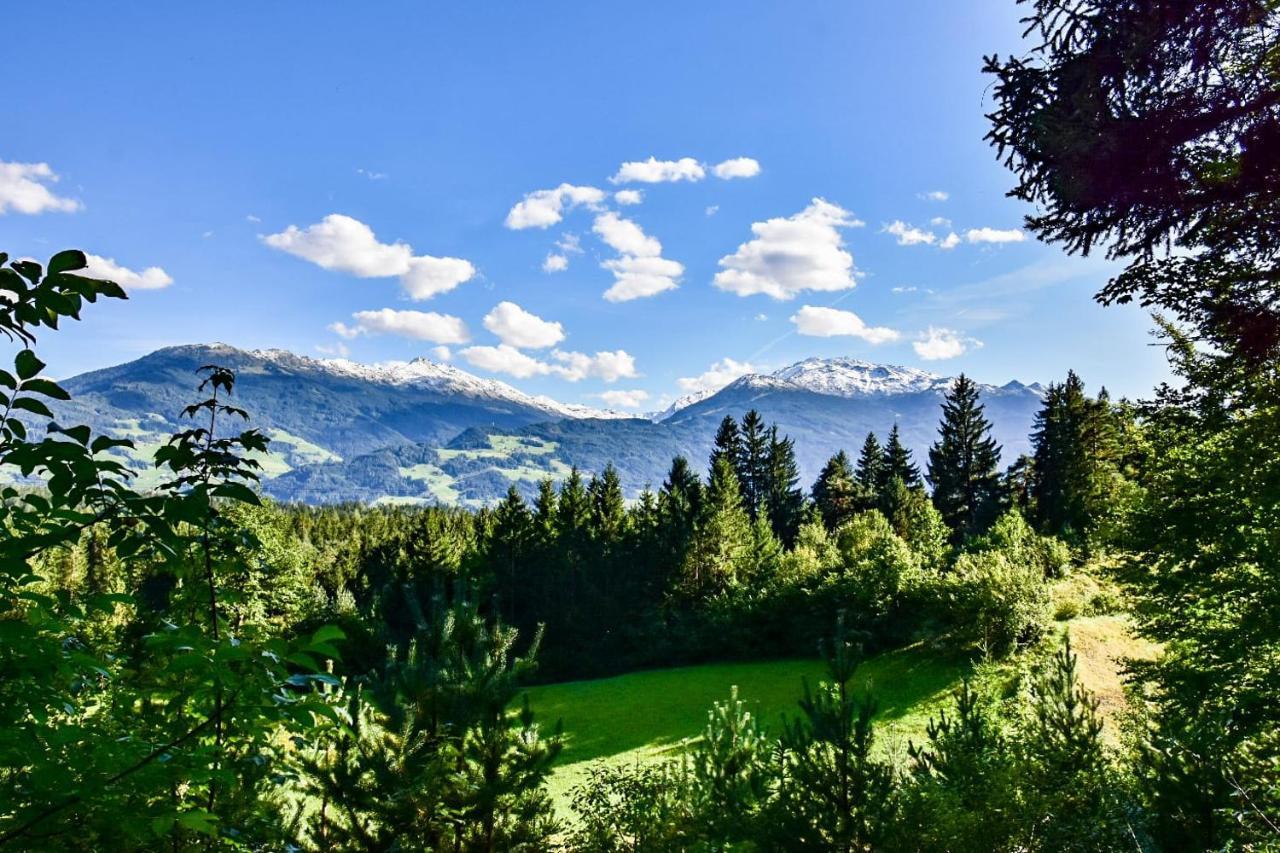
{"left": 249, "top": 348, "right": 629, "bottom": 421}
{"left": 51, "top": 344, "right": 1051, "bottom": 506}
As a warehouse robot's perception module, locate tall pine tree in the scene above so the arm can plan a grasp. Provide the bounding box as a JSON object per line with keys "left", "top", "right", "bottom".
{"left": 710, "top": 415, "right": 743, "bottom": 475}
{"left": 855, "top": 432, "right": 886, "bottom": 512}
{"left": 738, "top": 409, "right": 771, "bottom": 517}
{"left": 812, "top": 451, "right": 858, "bottom": 531}
{"left": 882, "top": 424, "right": 921, "bottom": 488}
{"left": 763, "top": 427, "right": 805, "bottom": 546}
{"left": 926, "top": 375, "right": 1003, "bottom": 540}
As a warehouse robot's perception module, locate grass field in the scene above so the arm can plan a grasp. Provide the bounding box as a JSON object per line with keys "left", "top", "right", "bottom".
{"left": 522, "top": 643, "right": 971, "bottom": 820}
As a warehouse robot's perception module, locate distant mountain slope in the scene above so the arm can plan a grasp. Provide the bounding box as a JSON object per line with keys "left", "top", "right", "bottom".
{"left": 49, "top": 343, "right": 623, "bottom": 478}
{"left": 49, "top": 344, "right": 1046, "bottom": 505}
{"left": 264, "top": 357, "right": 1046, "bottom": 505}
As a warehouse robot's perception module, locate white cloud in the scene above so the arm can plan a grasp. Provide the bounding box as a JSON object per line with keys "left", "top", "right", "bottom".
{"left": 246, "top": 214, "right": 261, "bottom": 223}
{"left": 82, "top": 254, "right": 173, "bottom": 290}
{"left": 552, "top": 349, "right": 638, "bottom": 382}
{"left": 459, "top": 344, "right": 549, "bottom": 378}
{"left": 431, "top": 345, "right": 452, "bottom": 361}
{"left": 884, "top": 220, "right": 937, "bottom": 246}
{"left": 755, "top": 313, "right": 768, "bottom": 321}
{"left": 602, "top": 254, "right": 683, "bottom": 302}
{"left": 504, "top": 183, "right": 606, "bottom": 229}
{"left": 939, "top": 232, "right": 962, "bottom": 250}
{"left": 460, "top": 344, "right": 637, "bottom": 382}
{"left": 891, "top": 286, "right": 918, "bottom": 294}
{"left": 593, "top": 211, "right": 661, "bottom": 257}
{"left": 599, "top": 389, "right": 650, "bottom": 409}
{"left": 316, "top": 341, "right": 351, "bottom": 357}
{"left": 712, "top": 157, "right": 761, "bottom": 179}
{"left": 713, "top": 198, "right": 862, "bottom": 300}
{"left": 790, "top": 305, "right": 900, "bottom": 344}
{"left": 542, "top": 253, "right": 569, "bottom": 273}
{"left": 356, "top": 168, "right": 388, "bottom": 180}
{"left": 677, "top": 357, "right": 756, "bottom": 394}
{"left": 543, "top": 232, "right": 583, "bottom": 272}
{"left": 0, "top": 161, "right": 81, "bottom": 215}
{"left": 614, "top": 189, "right": 643, "bottom": 205}
{"left": 705, "top": 205, "right": 719, "bottom": 217}
{"left": 913, "top": 326, "right": 982, "bottom": 360}
{"left": 929, "top": 216, "right": 952, "bottom": 228}
{"left": 330, "top": 308, "right": 470, "bottom": 344}
{"left": 556, "top": 233, "right": 582, "bottom": 254}
{"left": 611, "top": 156, "right": 705, "bottom": 184}
{"left": 920, "top": 190, "right": 949, "bottom": 202}
{"left": 965, "top": 227, "right": 1026, "bottom": 244}
{"left": 591, "top": 212, "right": 682, "bottom": 301}
{"left": 482, "top": 301, "right": 565, "bottom": 349}
{"left": 263, "top": 214, "right": 475, "bottom": 299}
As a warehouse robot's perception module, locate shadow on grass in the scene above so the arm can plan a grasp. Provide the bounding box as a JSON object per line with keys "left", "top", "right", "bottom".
{"left": 521, "top": 644, "right": 970, "bottom": 767}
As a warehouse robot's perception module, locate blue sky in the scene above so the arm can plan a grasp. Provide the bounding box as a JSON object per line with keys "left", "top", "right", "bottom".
{"left": 5, "top": 0, "right": 1169, "bottom": 408}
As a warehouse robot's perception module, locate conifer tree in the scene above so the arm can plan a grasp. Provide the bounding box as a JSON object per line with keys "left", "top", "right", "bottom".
{"left": 811, "top": 451, "right": 858, "bottom": 531}
{"left": 588, "top": 463, "right": 627, "bottom": 544}
{"left": 738, "top": 409, "right": 771, "bottom": 517}
{"left": 764, "top": 427, "right": 805, "bottom": 546}
{"left": 489, "top": 485, "right": 532, "bottom": 626}
{"left": 854, "top": 432, "right": 886, "bottom": 512}
{"left": 710, "top": 415, "right": 743, "bottom": 476}
{"left": 926, "top": 375, "right": 1004, "bottom": 539}
{"left": 882, "top": 424, "right": 920, "bottom": 488}
{"left": 679, "top": 457, "right": 753, "bottom": 599}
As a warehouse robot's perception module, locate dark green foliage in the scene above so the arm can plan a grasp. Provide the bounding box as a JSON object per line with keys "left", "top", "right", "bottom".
{"left": 881, "top": 424, "right": 920, "bottom": 489}
{"left": 926, "top": 374, "right": 1004, "bottom": 540}
{"left": 295, "top": 596, "right": 560, "bottom": 851}
{"left": 853, "top": 431, "right": 885, "bottom": 511}
{"left": 812, "top": 450, "right": 858, "bottom": 531}
{"left": 763, "top": 427, "right": 806, "bottom": 545}
{"left": 984, "top": 0, "right": 1280, "bottom": 364}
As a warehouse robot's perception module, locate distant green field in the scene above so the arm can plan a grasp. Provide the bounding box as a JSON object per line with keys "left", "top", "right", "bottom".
{"left": 521, "top": 643, "right": 970, "bottom": 821}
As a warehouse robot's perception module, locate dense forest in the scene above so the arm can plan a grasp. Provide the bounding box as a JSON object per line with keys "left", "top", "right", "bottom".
{"left": 3, "top": 1, "right": 1279, "bottom": 850}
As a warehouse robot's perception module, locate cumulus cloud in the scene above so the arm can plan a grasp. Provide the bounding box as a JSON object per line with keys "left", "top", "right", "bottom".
{"left": 965, "top": 227, "right": 1026, "bottom": 244}
{"left": 330, "top": 308, "right": 470, "bottom": 344}
{"left": 543, "top": 233, "right": 583, "bottom": 272}
{"left": 919, "top": 190, "right": 949, "bottom": 202}
{"left": 614, "top": 189, "right": 643, "bottom": 205}
{"left": 0, "top": 161, "right": 81, "bottom": 215}
{"left": 939, "top": 232, "right": 962, "bottom": 250}
{"left": 263, "top": 214, "right": 475, "bottom": 299}
{"left": 677, "top": 357, "right": 756, "bottom": 394}
{"left": 459, "top": 344, "right": 549, "bottom": 378}
{"left": 591, "top": 212, "right": 682, "bottom": 301}
{"left": 790, "top": 305, "right": 900, "bottom": 343}
{"left": 930, "top": 216, "right": 952, "bottom": 227}
{"left": 315, "top": 341, "right": 351, "bottom": 357}
{"left": 83, "top": 254, "right": 173, "bottom": 290}
{"left": 593, "top": 211, "right": 661, "bottom": 257}
{"left": 482, "top": 301, "right": 565, "bottom": 349}
{"left": 611, "top": 156, "right": 705, "bottom": 184}
{"left": 459, "top": 345, "right": 638, "bottom": 382}
{"left": 504, "top": 183, "right": 606, "bottom": 229}
{"left": 913, "top": 326, "right": 982, "bottom": 360}
{"left": 602, "top": 255, "right": 684, "bottom": 302}
{"left": 542, "top": 253, "right": 569, "bottom": 273}
{"left": 430, "top": 345, "right": 452, "bottom": 361}
{"left": 712, "top": 157, "right": 761, "bottom": 179}
{"left": 884, "top": 220, "right": 937, "bottom": 246}
{"left": 713, "top": 198, "right": 862, "bottom": 300}
{"left": 599, "top": 389, "right": 650, "bottom": 409}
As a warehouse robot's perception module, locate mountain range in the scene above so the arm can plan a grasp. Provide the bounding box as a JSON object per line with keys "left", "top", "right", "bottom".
{"left": 44, "top": 344, "right": 1048, "bottom": 505}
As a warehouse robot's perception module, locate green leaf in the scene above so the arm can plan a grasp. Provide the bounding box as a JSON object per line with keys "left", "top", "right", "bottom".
{"left": 19, "top": 377, "right": 70, "bottom": 400}
{"left": 11, "top": 397, "right": 53, "bottom": 418}
{"left": 309, "top": 625, "right": 347, "bottom": 645}
{"left": 14, "top": 350, "right": 44, "bottom": 381}
{"left": 47, "top": 250, "right": 88, "bottom": 276}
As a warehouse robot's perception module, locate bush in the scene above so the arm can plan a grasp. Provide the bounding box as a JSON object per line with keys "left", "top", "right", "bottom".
{"left": 946, "top": 549, "right": 1051, "bottom": 655}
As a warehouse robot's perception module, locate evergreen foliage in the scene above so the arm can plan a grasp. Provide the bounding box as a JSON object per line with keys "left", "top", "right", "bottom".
{"left": 926, "top": 374, "right": 1004, "bottom": 540}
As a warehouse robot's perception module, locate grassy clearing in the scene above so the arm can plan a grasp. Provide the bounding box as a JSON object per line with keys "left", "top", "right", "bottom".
{"left": 268, "top": 428, "right": 342, "bottom": 466}
{"left": 521, "top": 643, "right": 970, "bottom": 821}
{"left": 398, "top": 463, "right": 461, "bottom": 503}
{"left": 437, "top": 434, "right": 558, "bottom": 462}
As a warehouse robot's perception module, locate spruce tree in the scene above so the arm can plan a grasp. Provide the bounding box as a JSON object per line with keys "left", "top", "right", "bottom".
{"left": 738, "top": 409, "right": 771, "bottom": 517}
{"left": 854, "top": 432, "right": 886, "bottom": 511}
{"left": 679, "top": 457, "right": 753, "bottom": 599}
{"left": 812, "top": 451, "right": 858, "bottom": 531}
{"left": 882, "top": 424, "right": 920, "bottom": 488}
{"left": 764, "top": 427, "right": 805, "bottom": 546}
{"left": 588, "top": 463, "right": 627, "bottom": 544}
{"left": 489, "top": 485, "right": 532, "bottom": 626}
{"left": 710, "top": 415, "right": 743, "bottom": 476}
{"left": 926, "top": 374, "right": 1004, "bottom": 539}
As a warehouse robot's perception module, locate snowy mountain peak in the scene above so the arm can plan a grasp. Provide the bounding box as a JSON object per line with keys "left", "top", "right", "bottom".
{"left": 770, "top": 357, "right": 944, "bottom": 396}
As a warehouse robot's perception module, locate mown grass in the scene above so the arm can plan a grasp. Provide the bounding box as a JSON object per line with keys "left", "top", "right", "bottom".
{"left": 521, "top": 643, "right": 970, "bottom": 821}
